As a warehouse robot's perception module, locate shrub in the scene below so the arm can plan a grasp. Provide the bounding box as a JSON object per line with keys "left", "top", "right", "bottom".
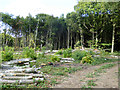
{"left": 22, "top": 47, "right": 37, "bottom": 59}
{"left": 88, "top": 50, "right": 96, "bottom": 56}
{"left": 51, "top": 55, "right": 61, "bottom": 62}
{"left": 41, "top": 46, "right": 46, "bottom": 57}
{"left": 63, "top": 48, "right": 72, "bottom": 58}
{"left": 81, "top": 55, "right": 95, "bottom": 64}
{"left": 55, "top": 49, "right": 63, "bottom": 55}
{"left": 36, "top": 46, "right": 40, "bottom": 51}
{"left": 72, "top": 50, "right": 87, "bottom": 62}
{"left": 2, "top": 46, "right": 14, "bottom": 61}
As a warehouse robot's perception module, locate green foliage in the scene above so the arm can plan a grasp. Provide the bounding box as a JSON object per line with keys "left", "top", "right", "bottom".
{"left": 35, "top": 55, "right": 53, "bottom": 67}
{"left": 2, "top": 46, "right": 14, "bottom": 61}
{"left": 87, "top": 80, "right": 97, "bottom": 86}
{"left": 72, "top": 50, "right": 87, "bottom": 62}
{"left": 41, "top": 46, "right": 46, "bottom": 57}
{"left": 98, "top": 63, "right": 115, "bottom": 70}
{"left": 51, "top": 55, "right": 61, "bottom": 62}
{"left": 36, "top": 46, "right": 40, "bottom": 51}
{"left": 91, "top": 57, "right": 118, "bottom": 66}
{"left": 99, "top": 50, "right": 109, "bottom": 56}
{"left": 63, "top": 48, "right": 72, "bottom": 58}
{"left": 88, "top": 50, "right": 96, "bottom": 56}
{"left": 0, "top": 33, "right": 14, "bottom": 47}
{"left": 81, "top": 55, "right": 95, "bottom": 64}
{"left": 74, "top": 41, "right": 81, "bottom": 48}
{"left": 40, "top": 65, "right": 82, "bottom": 76}
{"left": 100, "top": 43, "right": 112, "bottom": 49}
{"left": 55, "top": 49, "right": 63, "bottom": 55}
{"left": 22, "top": 47, "right": 37, "bottom": 59}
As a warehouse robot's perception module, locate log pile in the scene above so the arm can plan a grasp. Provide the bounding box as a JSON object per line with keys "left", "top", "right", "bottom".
{"left": 0, "top": 58, "right": 44, "bottom": 85}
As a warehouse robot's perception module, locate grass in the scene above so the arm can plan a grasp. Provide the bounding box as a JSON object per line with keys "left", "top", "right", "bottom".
{"left": 40, "top": 66, "right": 82, "bottom": 76}
{"left": 99, "top": 63, "right": 116, "bottom": 69}
{"left": 86, "top": 63, "right": 116, "bottom": 88}
{"left": 87, "top": 80, "right": 97, "bottom": 86}
{"left": 91, "top": 57, "right": 118, "bottom": 66}
{"left": 81, "top": 85, "right": 92, "bottom": 89}
{"left": 85, "top": 63, "right": 116, "bottom": 88}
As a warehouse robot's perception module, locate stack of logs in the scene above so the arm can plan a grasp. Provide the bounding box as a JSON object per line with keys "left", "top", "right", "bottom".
{"left": 0, "top": 58, "right": 44, "bottom": 85}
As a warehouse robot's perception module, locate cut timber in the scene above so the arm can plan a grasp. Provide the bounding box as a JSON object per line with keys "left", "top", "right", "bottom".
{"left": 4, "top": 58, "right": 31, "bottom": 65}
{"left": 60, "top": 58, "right": 75, "bottom": 63}
{"left": 52, "top": 50, "right": 58, "bottom": 53}
{"left": 3, "top": 73, "right": 43, "bottom": 77}
{"left": 0, "top": 79, "right": 19, "bottom": 84}
{"left": 2, "top": 76, "right": 33, "bottom": 80}
{"left": 61, "top": 58, "right": 75, "bottom": 61}
{"left": 60, "top": 60, "right": 73, "bottom": 63}
{"left": 29, "top": 60, "right": 36, "bottom": 63}
{"left": 0, "top": 78, "right": 44, "bottom": 84}
{"left": 5, "top": 68, "right": 37, "bottom": 73}
{"left": 33, "top": 78, "right": 44, "bottom": 81}
{"left": 24, "top": 62, "right": 29, "bottom": 65}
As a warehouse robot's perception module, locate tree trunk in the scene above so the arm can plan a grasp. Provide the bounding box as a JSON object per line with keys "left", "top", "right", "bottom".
{"left": 35, "top": 20, "right": 39, "bottom": 50}
{"left": 95, "top": 31, "right": 98, "bottom": 48}
{"left": 67, "top": 27, "right": 70, "bottom": 48}
{"left": 80, "top": 28, "right": 84, "bottom": 49}
{"left": 29, "top": 25, "right": 31, "bottom": 48}
{"left": 71, "top": 31, "right": 72, "bottom": 48}
{"left": 59, "top": 36, "right": 60, "bottom": 49}
{"left": 111, "top": 23, "right": 115, "bottom": 53}
{"left": 92, "top": 31, "right": 94, "bottom": 47}
{"left": 63, "top": 34, "right": 64, "bottom": 49}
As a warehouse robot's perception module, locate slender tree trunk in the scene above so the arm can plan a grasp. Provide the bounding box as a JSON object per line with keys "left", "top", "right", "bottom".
{"left": 95, "top": 31, "right": 98, "bottom": 48}
{"left": 67, "top": 27, "right": 70, "bottom": 48}
{"left": 25, "top": 33, "right": 27, "bottom": 47}
{"left": 71, "top": 31, "right": 72, "bottom": 48}
{"left": 40, "top": 35, "right": 43, "bottom": 50}
{"left": 80, "top": 28, "right": 84, "bottom": 49}
{"left": 2, "top": 34, "right": 4, "bottom": 51}
{"left": 46, "top": 31, "right": 49, "bottom": 45}
{"left": 35, "top": 20, "right": 39, "bottom": 50}
{"left": 111, "top": 23, "right": 115, "bottom": 53}
{"left": 59, "top": 36, "right": 60, "bottom": 49}
{"left": 29, "top": 25, "right": 31, "bottom": 48}
{"left": 63, "top": 34, "right": 64, "bottom": 49}
{"left": 92, "top": 31, "right": 94, "bottom": 47}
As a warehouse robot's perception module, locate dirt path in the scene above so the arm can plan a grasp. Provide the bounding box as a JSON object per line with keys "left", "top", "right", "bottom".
{"left": 53, "top": 62, "right": 118, "bottom": 88}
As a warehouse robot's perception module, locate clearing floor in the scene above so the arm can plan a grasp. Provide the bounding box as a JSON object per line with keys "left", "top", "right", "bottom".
{"left": 52, "top": 61, "right": 119, "bottom": 88}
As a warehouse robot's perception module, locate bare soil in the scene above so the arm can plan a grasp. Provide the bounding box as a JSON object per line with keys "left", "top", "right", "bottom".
{"left": 52, "top": 62, "right": 118, "bottom": 88}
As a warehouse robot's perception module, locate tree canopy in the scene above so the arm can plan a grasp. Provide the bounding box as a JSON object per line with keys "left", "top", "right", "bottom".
{"left": 0, "top": 1, "right": 119, "bottom": 52}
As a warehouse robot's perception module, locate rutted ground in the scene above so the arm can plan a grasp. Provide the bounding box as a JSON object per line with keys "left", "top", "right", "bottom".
{"left": 53, "top": 61, "right": 118, "bottom": 88}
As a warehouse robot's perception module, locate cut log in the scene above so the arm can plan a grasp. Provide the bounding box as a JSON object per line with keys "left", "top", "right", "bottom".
{"left": 2, "top": 76, "right": 33, "bottom": 80}
{"left": 25, "top": 68, "right": 37, "bottom": 73}
{"left": 4, "top": 58, "right": 31, "bottom": 65}
{"left": 29, "top": 60, "right": 36, "bottom": 63}
{"left": 60, "top": 60, "right": 73, "bottom": 63}
{"left": 24, "top": 62, "right": 29, "bottom": 65}
{"left": 2, "top": 73, "right": 43, "bottom": 77}
{"left": 61, "top": 58, "right": 75, "bottom": 61}
{"left": 5, "top": 68, "right": 37, "bottom": 73}
{"left": 52, "top": 50, "right": 58, "bottom": 53}
{"left": 33, "top": 78, "right": 44, "bottom": 81}
{"left": 0, "top": 79, "right": 19, "bottom": 84}
{"left": 0, "top": 78, "right": 44, "bottom": 84}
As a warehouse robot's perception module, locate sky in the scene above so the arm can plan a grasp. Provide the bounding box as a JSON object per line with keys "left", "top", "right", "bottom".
{"left": 0, "top": 0, "right": 78, "bottom": 18}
